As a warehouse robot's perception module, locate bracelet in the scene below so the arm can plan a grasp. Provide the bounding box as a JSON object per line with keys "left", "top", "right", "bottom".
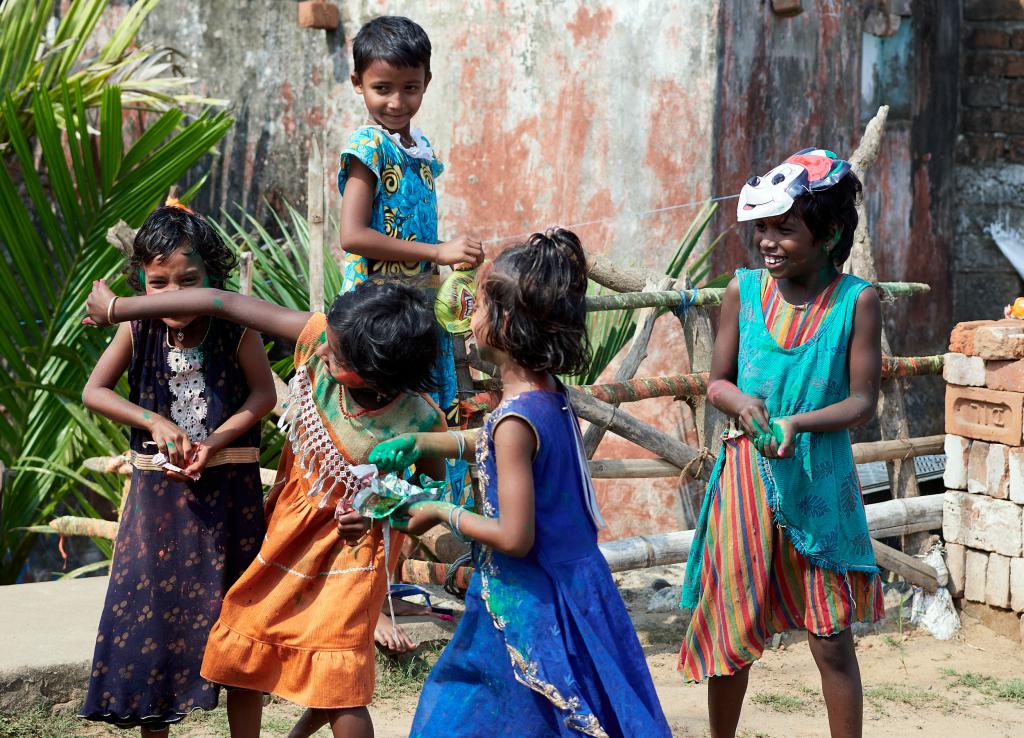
{"left": 447, "top": 504, "right": 470, "bottom": 543}
{"left": 106, "top": 296, "right": 119, "bottom": 326}
{"left": 447, "top": 429, "right": 465, "bottom": 460}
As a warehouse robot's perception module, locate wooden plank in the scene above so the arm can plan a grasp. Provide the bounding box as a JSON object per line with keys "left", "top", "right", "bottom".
{"left": 871, "top": 539, "right": 940, "bottom": 592}
{"left": 582, "top": 276, "right": 673, "bottom": 457}
{"left": 307, "top": 136, "right": 325, "bottom": 313}
{"left": 852, "top": 435, "right": 944, "bottom": 464}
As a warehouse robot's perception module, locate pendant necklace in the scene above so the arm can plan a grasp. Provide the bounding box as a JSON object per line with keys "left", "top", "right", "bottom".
{"left": 175, "top": 328, "right": 186, "bottom": 342}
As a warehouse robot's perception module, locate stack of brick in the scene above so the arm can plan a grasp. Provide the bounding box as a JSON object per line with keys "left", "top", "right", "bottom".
{"left": 944, "top": 320, "right": 1024, "bottom": 625}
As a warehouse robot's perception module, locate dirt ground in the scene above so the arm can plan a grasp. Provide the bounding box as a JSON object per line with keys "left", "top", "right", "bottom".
{"left": 5, "top": 565, "right": 1024, "bottom": 737}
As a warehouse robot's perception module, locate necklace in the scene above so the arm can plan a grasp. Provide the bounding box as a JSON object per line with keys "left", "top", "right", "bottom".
{"left": 339, "top": 386, "right": 371, "bottom": 419}
{"left": 175, "top": 328, "right": 185, "bottom": 342}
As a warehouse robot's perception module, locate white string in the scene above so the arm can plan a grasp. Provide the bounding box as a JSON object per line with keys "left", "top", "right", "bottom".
{"left": 482, "top": 193, "right": 740, "bottom": 245}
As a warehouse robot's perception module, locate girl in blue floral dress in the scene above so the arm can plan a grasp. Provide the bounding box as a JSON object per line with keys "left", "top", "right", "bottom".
{"left": 370, "top": 230, "right": 672, "bottom": 738}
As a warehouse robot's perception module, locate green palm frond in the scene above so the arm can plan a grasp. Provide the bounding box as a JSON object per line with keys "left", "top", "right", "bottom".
{"left": 0, "top": 0, "right": 226, "bottom": 147}
{"left": 0, "top": 76, "right": 231, "bottom": 580}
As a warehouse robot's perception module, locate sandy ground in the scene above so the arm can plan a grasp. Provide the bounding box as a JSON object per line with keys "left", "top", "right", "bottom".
{"left": 9, "top": 565, "right": 1024, "bottom": 737}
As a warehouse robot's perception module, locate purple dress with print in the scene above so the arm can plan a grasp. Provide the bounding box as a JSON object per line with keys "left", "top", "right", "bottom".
{"left": 80, "top": 318, "right": 265, "bottom": 729}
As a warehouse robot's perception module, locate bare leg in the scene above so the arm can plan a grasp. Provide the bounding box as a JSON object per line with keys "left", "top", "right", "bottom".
{"left": 328, "top": 706, "right": 374, "bottom": 738}
{"left": 806, "top": 629, "right": 862, "bottom": 738}
{"left": 227, "top": 688, "right": 264, "bottom": 738}
{"left": 707, "top": 665, "right": 750, "bottom": 738}
{"left": 289, "top": 708, "right": 331, "bottom": 738}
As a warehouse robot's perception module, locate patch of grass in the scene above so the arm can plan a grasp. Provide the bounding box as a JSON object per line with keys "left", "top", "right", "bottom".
{"left": 882, "top": 634, "right": 905, "bottom": 650}
{"left": 0, "top": 707, "right": 114, "bottom": 738}
{"left": 942, "top": 669, "right": 1024, "bottom": 703}
{"left": 374, "top": 643, "right": 444, "bottom": 701}
{"left": 749, "top": 691, "right": 806, "bottom": 713}
{"left": 865, "top": 683, "right": 940, "bottom": 708}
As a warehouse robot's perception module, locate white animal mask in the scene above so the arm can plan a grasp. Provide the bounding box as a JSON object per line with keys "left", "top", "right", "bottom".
{"left": 737, "top": 148, "right": 851, "bottom": 222}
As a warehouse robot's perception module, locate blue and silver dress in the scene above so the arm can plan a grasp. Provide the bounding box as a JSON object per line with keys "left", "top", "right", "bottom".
{"left": 410, "top": 389, "right": 671, "bottom": 738}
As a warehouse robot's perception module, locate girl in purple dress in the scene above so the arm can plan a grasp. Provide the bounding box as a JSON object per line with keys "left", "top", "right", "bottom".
{"left": 79, "top": 205, "right": 276, "bottom": 736}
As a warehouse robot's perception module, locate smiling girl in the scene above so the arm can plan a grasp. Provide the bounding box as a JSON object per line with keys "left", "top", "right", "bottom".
{"left": 679, "top": 149, "right": 884, "bottom": 738}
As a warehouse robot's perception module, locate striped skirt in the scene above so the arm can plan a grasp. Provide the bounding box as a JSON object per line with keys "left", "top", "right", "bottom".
{"left": 679, "top": 435, "right": 884, "bottom": 682}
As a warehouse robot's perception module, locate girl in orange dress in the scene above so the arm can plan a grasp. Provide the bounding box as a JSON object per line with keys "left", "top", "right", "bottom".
{"left": 86, "top": 279, "right": 447, "bottom": 738}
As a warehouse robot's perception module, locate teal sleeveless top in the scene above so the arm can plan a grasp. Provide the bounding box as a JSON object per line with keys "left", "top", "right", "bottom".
{"left": 687, "top": 268, "right": 878, "bottom": 598}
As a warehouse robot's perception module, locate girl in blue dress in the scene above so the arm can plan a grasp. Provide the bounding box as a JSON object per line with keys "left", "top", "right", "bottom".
{"left": 369, "top": 230, "right": 672, "bottom": 738}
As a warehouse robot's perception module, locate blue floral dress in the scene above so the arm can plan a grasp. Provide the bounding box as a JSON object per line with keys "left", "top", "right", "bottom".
{"left": 410, "top": 390, "right": 671, "bottom": 738}
{"left": 337, "top": 125, "right": 444, "bottom": 291}
{"left": 338, "top": 125, "right": 466, "bottom": 501}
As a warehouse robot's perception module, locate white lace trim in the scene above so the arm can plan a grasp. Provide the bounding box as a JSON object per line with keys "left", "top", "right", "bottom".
{"left": 372, "top": 125, "right": 435, "bottom": 161}
{"left": 167, "top": 346, "right": 208, "bottom": 442}
{"left": 277, "top": 365, "right": 368, "bottom": 510}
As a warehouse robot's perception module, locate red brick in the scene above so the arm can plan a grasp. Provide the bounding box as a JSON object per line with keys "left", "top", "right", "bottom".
{"left": 950, "top": 319, "right": 1022, "bottom": 354}
{"left": 1008, "top": 55, "right": 1024, "bottom": 77}
{"left": 770, "top": 0, "right": 803, "bottom": 16}
{"left": 987, "top": 358, "right": 1024, "bottom": 391}
{"left": 946, "top": 385, "right": 1024, "bottom": 445}
{"left": 958, "top": 133, "right": 1007, "bottom": 163}
{"left": 976, "top": 324, "right": 1024, "bottom": 359}
{"left": 1009, "top": 135, "right": 1024, "bottom": 162}
{"left": 968, "top": 439, "right": 992, "bottom": 493}
{"left": 966, "top": 51, "right": 1008, "bottom": 76}
{"left": 970, "top": 28, "right": 1012, "bottom": 48}
{"left": 964, "top": 79, "right": 1009, "bottom": 107}
{"left": 1013, "top": 30, "right": 1024, "bottom": 50}
{"left": 966, "top": 0, "right": 1024, "bottom": 21}
{"left": 297, "top": 2, "right": 339, "bottom": 29}
{"left": 1010, "top": 81, "right": 1024, "bottom": 105}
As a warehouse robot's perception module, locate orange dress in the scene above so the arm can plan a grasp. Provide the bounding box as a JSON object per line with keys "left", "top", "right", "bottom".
{"left": 200, "top": 313, "right": 443, "bottom": 708}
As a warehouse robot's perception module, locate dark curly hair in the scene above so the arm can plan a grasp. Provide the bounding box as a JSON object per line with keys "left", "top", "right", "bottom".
{"left": 326, "top": 281, "right": 439, "bottom": 396}
{"left": 125, "top": 206, "right": 235, "bottom": 292}
{"left": 353, "top": 16, "right": 431, "bottom": 77}
{"left": 479, "top": 228, "right": 591, "bottom": 376}
{"left": 790, "top": 170, "right": 863, "bottom": 266}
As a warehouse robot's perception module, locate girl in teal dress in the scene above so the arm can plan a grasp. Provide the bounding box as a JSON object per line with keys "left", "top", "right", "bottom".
{"left": 370, "top": 230, "right": 672, "bottom": 738}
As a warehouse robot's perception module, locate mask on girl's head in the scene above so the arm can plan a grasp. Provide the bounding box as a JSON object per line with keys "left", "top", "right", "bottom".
{"left": 736, "top": 148, "right": 851, "bottom": 222}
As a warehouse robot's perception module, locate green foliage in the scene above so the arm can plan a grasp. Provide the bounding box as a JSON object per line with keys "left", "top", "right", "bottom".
{"left": 565, "top": 200, "right": 732, "bottom": 385}
{"left": 0, "top": 0, "right": 231, "bottom": 582}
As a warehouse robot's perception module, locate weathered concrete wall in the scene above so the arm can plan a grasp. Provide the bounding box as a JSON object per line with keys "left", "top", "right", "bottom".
{"left": 136, "top": 0, "right": 720, "bottom": 538}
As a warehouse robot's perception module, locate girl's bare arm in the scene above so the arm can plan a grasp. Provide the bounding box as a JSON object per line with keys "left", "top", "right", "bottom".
{"left": 704, "top": 277, "right": 772, "bottom": 436}
{"left": 86, "top": 280, "right": 311, "bottom": 343}
{"left": 82, "top": 323, "right": 194, "bottom": 466}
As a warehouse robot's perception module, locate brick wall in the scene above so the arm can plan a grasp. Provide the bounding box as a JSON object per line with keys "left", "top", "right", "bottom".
{"left": 953, "top": 1, "right": 1024, "bottom": 326}
{"left": 959, "top": 1, "right": 1024, "bottom": 163}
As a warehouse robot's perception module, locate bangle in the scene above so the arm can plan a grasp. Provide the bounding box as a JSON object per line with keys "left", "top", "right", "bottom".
{"left": 447, "top": 429, "right": 465, "bottom": 460}
{"left": 447, "top": 504, "right": 470, "bottom": 543}
{"left": 106, "top": 296, "right": 119, "bottom": 326}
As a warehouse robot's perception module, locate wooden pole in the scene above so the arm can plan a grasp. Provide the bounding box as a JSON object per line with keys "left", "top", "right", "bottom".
{"left": 845, "top": 105, "right": 924, "bottom": 551}
{"left": 238, "top": 251, "right": 253, "bottom": 296}
{"left": 308, "top": 136, "right": 325, "bottom": 313}
{"left": 871, "top": 539, "right": 940, "bottom": 592}
{"left": 582, "top": 276, "right": 673, "bottom": 457}
{"left": 585, "top": 435, "right": 944, "bottom": 479}
{"left": 397, "top": 495, "right": 945, "bottom": 582}
{"left": 567, "top": 387, "right": 705, "bottom": 475}
{"left": 585, "top": 282, "right": 930, "bottom": 312}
